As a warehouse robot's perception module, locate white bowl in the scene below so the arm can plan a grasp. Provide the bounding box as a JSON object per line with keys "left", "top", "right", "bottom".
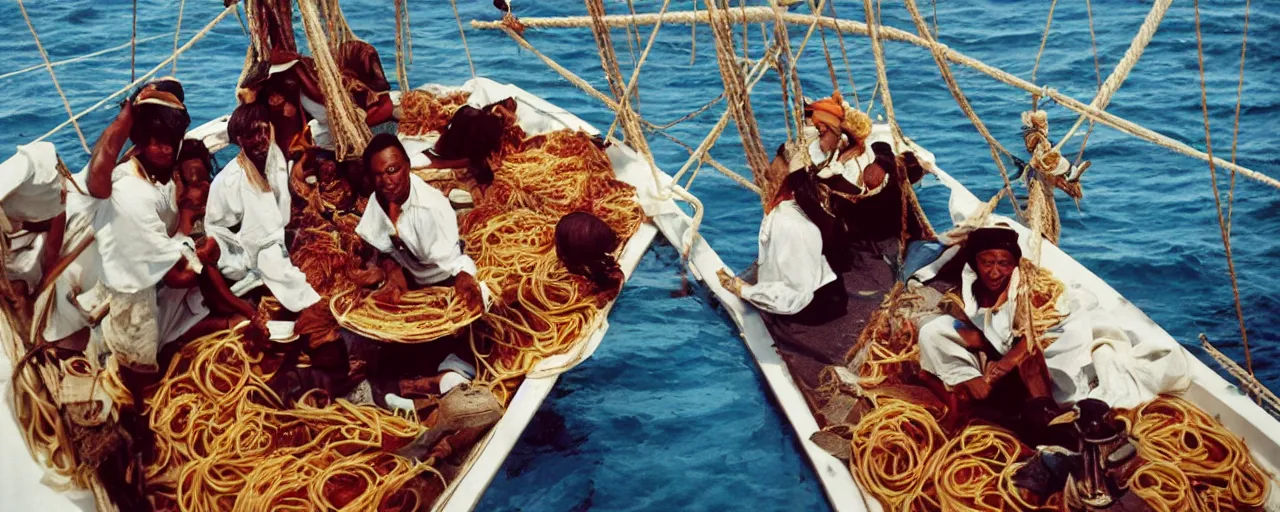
{"left": 266, "top": 320, "right": 298, "bottom": 343}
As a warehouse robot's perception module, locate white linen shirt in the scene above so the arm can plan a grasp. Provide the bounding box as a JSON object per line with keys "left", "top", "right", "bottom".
{"left": 356, "top": 174, "right": 477, "bottom": 286}
{"left": 206, "top": 144, "right": 319, "bottom": 311}
{"left": 0, "top": 141, "right": 65, "bottom": 224}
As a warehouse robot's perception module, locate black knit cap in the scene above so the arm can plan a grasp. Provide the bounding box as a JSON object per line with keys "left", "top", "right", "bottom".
{"left": 967, "top": 225, "right": 1022, "bottom": 264}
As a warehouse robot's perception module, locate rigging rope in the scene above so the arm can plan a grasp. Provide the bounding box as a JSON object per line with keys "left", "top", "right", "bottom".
{"left": 861, "top": 0, "right": 935, "bottom": 251}
{"left": 703, "top": 0, "right": 773, "bottom": 203}
{"left": 16, "top": 0, "right": 91, "bottom": 154}
{"left": 1193, "top": 0, "right": 1252, "bottom": 377}
{"left": 689, "top": 0, "right": 698, "bottom": 64}
{"left": 33, "top": 4, "right": 236, "bottom": 145}
{"left": 1071, "top": 0, "right": 1103, "bottom": 165}
{"left": 171, "top": 0, "right": 187, "bottom": 74}
{"left": 394, "top": 0, "right": 410, "bottom": 93}
{"left": 1199, "top": 335, "right": 1279, "bottom": 414}
{"left": 668, "top": 44, "right": 776, "bottom": 198}
{"left": 472, "top": 9, "right": 1280, "bottom": 191}
{"left": 131, "top": 0, "right": 138, "bottom": 82}
{"left": 0, "top": 34, "right": 168, "bottom": 82}
{"left": 297, "top": 0, "right": 372, "bottom": 161}
{"left": 768, "top": 1, "right": 807, "bottom": 146}
{"left": 809, "top": 1, "right": 842, "bottom": 98}
{"left": 1029, "top": 0, "right": 1058, "bottom": 87}
{"left": 824, "top": 0, "right": 860, "bottom": 109}
{"left": 901, "top": 0, "right": 1021, "bottom": 218}
{"left": 448, "top": 0, "right": 477, "bottom": 79}
{"left": 604, "top": 0, "right": 675, "bottom": 142}
{"left": 1227, "top": 0, "right": 1251, "bottom": 235}
{"left": 587, "top": 0, "right": 706, "bottom": 263}
{"left": 1054, "top": 0, "right": 1173, "bottom": 153}
{"left": 859, "top": 0, "right": 901, "bottom": 145}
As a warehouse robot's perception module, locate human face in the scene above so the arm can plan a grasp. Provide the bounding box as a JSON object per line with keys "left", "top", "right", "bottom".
{"left": 238, "top": 121, "right": 272, "bottom": 163}
{"left": 316, "top": 156, "right": 340, "bottom": 183}
{"left": 139, "top": 137, "right": 178, "bottom": 175}
{"left": 179, "top": 158, "right": 209, "bottom": 186}
{"left": 177, "top": 158, "right": 210, "bottom": 219}
{"left": 817, "top": 123, "right": 840, "bottom": 153}
{"left": 370, "top": 146, "right": 410, "bottom": 206}
{"left": 974, "top": 249, "right": 1017, "bottom": 293}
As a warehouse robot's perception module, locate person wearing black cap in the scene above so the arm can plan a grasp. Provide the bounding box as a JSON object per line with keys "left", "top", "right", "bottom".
{"left": 914, "top": 223, "right": 1190, "bottom": 412}
{"left": 916, "top": 225, "right": 1040, "bottom": 403}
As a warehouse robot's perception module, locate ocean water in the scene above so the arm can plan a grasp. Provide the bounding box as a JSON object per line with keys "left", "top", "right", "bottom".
{"left": 2, "top": 1, "right": 1276, "bottom": 510}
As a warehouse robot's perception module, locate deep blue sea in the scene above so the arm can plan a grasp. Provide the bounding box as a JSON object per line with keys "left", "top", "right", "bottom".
{"left": 2, "top": 1, "right": 1276, "bottom": 510}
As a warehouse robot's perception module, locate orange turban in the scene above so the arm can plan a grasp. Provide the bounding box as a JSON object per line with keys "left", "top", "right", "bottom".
{"left": 808, "top": 96, "right": 845, "bottom": 132}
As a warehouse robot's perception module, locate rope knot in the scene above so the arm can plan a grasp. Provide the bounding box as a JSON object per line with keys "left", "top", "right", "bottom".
{"left": 1020, "top": 110, "right": 1087, "bottom": 200}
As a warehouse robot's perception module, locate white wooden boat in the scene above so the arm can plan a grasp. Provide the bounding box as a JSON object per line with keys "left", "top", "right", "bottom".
{"left": 0, "top": 77, "right": 660, "bottom": 512}
{"left": 637, "top": 124, "right": 1280, "bottom": 511}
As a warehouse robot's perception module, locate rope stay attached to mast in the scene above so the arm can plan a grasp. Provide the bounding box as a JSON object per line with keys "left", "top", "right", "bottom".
{"left": 16, "top": 0, "right": 92, "bottom": 154}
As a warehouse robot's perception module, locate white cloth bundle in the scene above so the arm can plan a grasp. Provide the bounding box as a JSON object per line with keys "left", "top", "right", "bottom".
{"left": 738, "top": 199, "right": 836, "bottom": 315}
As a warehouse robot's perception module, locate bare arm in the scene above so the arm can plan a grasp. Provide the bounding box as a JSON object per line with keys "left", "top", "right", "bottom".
{"left": 161, "top": 259, "right": 200, "bottom": 288}
{"left": 364, "top": 94, "right": 394, "bottom": 126}
{"left": 373, "top": 256, "right": 409, "bottom": 302}
{"left": 985, "top": 337, "right": 1034, "bottom": 384}
{"left": 197, "top": 248, "right": 257, "bottom": 319}
{"left": 453, "top": 271, "right": 484, "bottom": 311}
{"left": 87, "top": 103, "right": 135, "bottom": 199}
{"left": 425, "top": 156, "right": 470, "bottom": 170}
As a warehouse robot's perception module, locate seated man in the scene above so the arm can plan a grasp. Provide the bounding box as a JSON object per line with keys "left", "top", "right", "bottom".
{"left": 830, "top": 141, "right": 927, "bottom": 246}
{"left": 205, "top": 102, "right": 321, "bottom": 314}
{"left": 718, "top": 168, "right": 846, "bottom": 325}
{"left": 818, "top": 107, "right": 882, "bottom": 197}
{"left": 175, "top": 139, "right": 257, "bottom": 327}
{"left": 356, "top": 133, "right": 486, "bottom": 303}
{"left": 337, "top": 134, "right": 491, "bottom": 412}
{"left": 769, "top": 94, "right": 845, "bottom": 179}
{"left": 0, "top": 141, "right": 68, "bottom": 299}
{"left": 915, "top": 225, "right": 1190, "bottom": 412}
{"left": 46, "top": 83, "right": 209, "bottom": 372}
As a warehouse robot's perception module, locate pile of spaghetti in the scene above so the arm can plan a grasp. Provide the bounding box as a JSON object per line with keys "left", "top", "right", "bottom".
{"left": 142, "top": 328, "right": 441, "bottom": 511}
{"left": 397, "top": 89, "right": 470, "bottom": 136}
{"left": 1124, "top": 396, "right": 1270, "bottom": 511}
{"left": 824, "top": 282, "right": 1272, "bottom": 510}
{"left": 462, "top": 127, "right": 645, "bottom": 402}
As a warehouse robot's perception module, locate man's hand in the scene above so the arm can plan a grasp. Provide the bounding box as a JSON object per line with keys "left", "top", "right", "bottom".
{"left": 955, "top": 325, "right": 988, "bottom": 350}
{"left": 117, "top": 98, "right": 135, "bottom": 126}
{"left": 957, "top": 376, "right": 993, "bottom": 401}
{"left": 195, "top": 237, "right": 221, "bottom": 266}
{"left": 716, "top": 268, "right": 745, "bottom": 296}
{"left": 454, "top": 272, "right": 484, "bottom": 312}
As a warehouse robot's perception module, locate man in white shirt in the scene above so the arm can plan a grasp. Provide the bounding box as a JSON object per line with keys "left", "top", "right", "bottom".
{"left": 0, "top": 141, "right": 68, "bottom": 298}
{"left": 355, "top": 133, "right": 485, "bottom": 306}
{"left": 205, "top": 102, "right": 320, "bottom": 313}
{"left": 47, "top": 83, "right": 210, "bottom": 372}
{"left": 914, "top": 225, "right": 1189, "bottom": 410}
